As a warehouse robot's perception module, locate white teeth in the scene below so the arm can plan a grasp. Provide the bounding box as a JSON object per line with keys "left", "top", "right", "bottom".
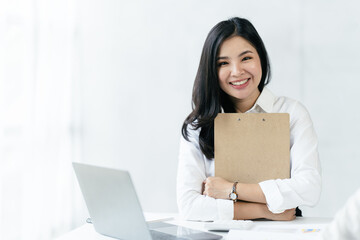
{"left": 231, "top": 79, "right": 249, "bottom": 86}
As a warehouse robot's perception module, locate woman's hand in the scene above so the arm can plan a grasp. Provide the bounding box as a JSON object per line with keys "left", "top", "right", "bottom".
{"left": 203, "top": 177, "right": 233, "bottom": 199}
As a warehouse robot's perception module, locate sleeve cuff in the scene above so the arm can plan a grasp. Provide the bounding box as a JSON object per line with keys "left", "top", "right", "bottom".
{"left": 216, "top": 199, "right": 234, "bottom": 220}
{"left": 259, "top": 180, "right": 285, "bottom": 214}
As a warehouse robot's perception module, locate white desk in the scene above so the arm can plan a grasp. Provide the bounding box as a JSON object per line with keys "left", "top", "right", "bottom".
{"left": 57, "top": 213, "right": 332, "bottom": 240}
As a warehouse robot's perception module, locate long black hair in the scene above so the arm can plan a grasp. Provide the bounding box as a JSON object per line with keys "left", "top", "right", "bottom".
{"left": 182, "top": 17, "right": 271, "bottom": 159}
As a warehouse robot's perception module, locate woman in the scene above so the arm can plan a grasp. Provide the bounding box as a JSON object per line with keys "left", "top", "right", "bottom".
{"left": 177, "top": 17, "right": 321, "bottom": 221}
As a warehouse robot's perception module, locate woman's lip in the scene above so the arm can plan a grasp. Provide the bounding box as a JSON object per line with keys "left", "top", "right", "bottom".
{"left": 230, "top": 78, "right": 250, "bottom": 84}
{"left": 229, "top": 78, "right": 250, "bottom": 89}
{"left": 229, "top": 78, "right": 250, "bottom": 85}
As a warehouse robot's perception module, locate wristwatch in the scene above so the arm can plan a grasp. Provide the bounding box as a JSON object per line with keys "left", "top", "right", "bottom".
{"left": 229, "top": 182, "right": 238, "bottom": 202}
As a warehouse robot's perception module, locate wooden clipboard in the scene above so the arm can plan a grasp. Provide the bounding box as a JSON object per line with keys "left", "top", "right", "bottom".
{"left": 214, "top": 113, "right": 290, "bottom": 183}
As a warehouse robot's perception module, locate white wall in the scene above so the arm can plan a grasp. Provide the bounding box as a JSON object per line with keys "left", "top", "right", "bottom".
{"left": 75, "top": 0, "right": 360, "bottom": 217}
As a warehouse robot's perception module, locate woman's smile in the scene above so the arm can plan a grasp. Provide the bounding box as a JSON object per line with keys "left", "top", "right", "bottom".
{"left": 229, "top": 78, "right": 250, "bottom": 88}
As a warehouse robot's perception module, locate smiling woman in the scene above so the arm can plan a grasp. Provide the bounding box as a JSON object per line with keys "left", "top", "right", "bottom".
{"left": 217, "top": 36, "right": 263, "bottom": 113}
{"left": 177, "top": 17, "right": 321, "bottom": 221}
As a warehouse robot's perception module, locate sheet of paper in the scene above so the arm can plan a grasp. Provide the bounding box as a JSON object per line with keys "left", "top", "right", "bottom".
{"left": 227, "top": 224, "right": 327, "bottom": 240}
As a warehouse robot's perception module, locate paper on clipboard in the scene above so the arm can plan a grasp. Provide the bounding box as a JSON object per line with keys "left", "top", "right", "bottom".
{"left": 214, "top": 113, "right": 290, "bottom": 183}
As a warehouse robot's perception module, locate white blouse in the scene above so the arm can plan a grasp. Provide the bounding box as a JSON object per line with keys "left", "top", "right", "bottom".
{"left": 176, "top": 87, "right": 322, "bottom": 221}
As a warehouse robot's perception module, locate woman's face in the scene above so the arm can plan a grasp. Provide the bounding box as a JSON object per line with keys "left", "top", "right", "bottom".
{"left": 217, "top": 36, "right": 262, "bottom": 110}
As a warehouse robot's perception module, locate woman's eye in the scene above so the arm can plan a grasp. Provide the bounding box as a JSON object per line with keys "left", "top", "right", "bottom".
{"left": 217, "top": 62, "right": 228, "bottom": 67}
{"left": 242, "top": 56, "right": 252, "bottom": 61}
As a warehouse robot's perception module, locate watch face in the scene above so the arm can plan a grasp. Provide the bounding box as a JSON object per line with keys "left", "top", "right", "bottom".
{"left": 230, "top": 192, "right": 237, "bottom": 200}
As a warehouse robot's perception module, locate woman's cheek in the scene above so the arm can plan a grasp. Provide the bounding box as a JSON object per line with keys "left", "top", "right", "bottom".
{"left": 218, "top": 69, "right": 228, "bottom": 83}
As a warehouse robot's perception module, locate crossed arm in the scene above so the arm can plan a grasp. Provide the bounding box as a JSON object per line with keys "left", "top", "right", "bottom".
{"left": 179, "top": 103, "right": 321, "bottom": 221}
{"left": 203, "top": 177, "right": 296, "bottom": 221}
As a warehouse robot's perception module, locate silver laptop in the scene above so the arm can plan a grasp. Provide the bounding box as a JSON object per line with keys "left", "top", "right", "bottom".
{"left": 72, "top": 162, "right": 222, "bottom": 240}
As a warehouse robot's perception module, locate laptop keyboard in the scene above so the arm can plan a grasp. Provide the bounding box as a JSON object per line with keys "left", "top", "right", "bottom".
{"left": 150, "top": 230, "right": 188, "bottom": 240}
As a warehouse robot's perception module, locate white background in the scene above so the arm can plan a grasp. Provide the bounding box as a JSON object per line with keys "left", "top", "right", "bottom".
{"left": 1, "top": 0, "right": 360, "bottom": 239}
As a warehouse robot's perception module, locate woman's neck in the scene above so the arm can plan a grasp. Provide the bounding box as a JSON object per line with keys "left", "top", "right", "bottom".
{"left": 231, "top": 90, "right": 261, "bottom": 113}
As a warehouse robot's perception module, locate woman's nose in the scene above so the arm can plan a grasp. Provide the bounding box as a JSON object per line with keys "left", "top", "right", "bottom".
{"left": 231, "top": 63, "right": 243, "bottom": 77}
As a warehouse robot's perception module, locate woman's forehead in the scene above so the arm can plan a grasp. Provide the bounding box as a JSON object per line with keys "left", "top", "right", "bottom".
{"left": 218, "top": 36, "right": 257, "bottom": 56}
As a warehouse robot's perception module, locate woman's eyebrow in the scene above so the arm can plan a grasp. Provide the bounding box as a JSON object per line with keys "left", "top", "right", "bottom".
{"left": 216, "top": 50, "right": 253, "bottom": 60}
{"left": 238, "top": 50, "right": 253, "bottom": 57}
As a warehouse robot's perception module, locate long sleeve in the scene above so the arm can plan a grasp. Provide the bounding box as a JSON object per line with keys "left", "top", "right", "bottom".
{"left": 176, "top": 128, "right": 233, "bottom": 221}
{"left": 259, "top": 101, "right": 322, "bottom": 213}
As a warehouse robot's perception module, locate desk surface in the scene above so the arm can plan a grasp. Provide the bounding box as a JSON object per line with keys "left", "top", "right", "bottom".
{"left": 57, "top": 213, "right": 332, "bottom": 240}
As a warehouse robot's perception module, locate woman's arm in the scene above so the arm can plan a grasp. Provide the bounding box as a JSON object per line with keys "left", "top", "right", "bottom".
{"left": 203, "top": 103, "right": 321, "bottom": 214}
{"left": 202, "top": 177, "right": 296, "bottom": 220}
{"left": 203, "top": 177, "right": 266, "bottom": 203}
{"left": 177, "top": 131, "right": 234, "bottom": 221}
{"left": 234, "top": 202, "right": 296, "bottom": 221}
{"left": 258, "top": 102, "right": 321, "bottom": 213}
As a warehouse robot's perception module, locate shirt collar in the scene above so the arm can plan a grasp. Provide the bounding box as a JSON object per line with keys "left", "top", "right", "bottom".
{"left": 220, "top": 87, "right": 276, "bottom": 113}
{"left": 247, "top": 87, "right": 276, "bottom": 113}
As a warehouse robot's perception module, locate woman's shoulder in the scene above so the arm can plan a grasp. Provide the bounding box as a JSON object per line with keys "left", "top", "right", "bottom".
{"left": 273, "top": 94, "right": 309, "bottom": 116}
{"left": 273, "top": 94, "right": 313, "bottom": 128}
{"left": 261, "top": 88, "right": 307, "bottom": 115}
